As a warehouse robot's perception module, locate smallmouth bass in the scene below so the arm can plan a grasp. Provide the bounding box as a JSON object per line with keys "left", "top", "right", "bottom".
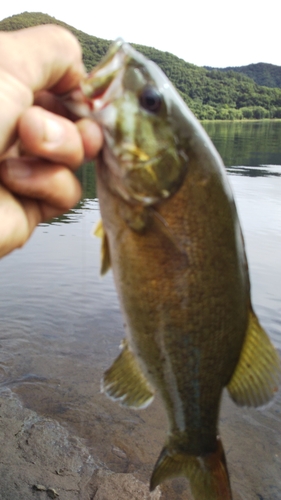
{"left": 66, "top": 40, "right": 281, "bottom": 500}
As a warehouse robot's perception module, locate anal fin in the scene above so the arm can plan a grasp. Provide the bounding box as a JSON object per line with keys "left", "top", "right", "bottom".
{"left": 101, "top": 340, "right": 154, "bottom": 409}
{"left": 227, "top": 308, "right": 281, "bottom": 407}
{"left": 93, "top": 219, "right": 111, "bottom": 275}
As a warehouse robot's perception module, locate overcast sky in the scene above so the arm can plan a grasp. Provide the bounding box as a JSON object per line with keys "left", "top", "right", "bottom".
{"left": 1, "top": 1, "right": 280, "bottom": 68}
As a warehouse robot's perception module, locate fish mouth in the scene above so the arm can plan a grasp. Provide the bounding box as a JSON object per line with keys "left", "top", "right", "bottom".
{"left": 63, "top": 38, "right": 131, "bottom": 118}
{"left": 81, "top": 38, "right": 126, "bottom": 99}
{"left": 119, "top": 143, "right": 150, "bottom": 163}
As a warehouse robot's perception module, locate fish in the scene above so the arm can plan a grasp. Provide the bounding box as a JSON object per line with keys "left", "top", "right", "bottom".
{"left": 65, "top": 40, "right": 281, "bottom": 500}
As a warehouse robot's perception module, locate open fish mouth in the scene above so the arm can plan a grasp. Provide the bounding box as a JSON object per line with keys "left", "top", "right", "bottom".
{"left": 63, "top": 39, "right": 132, "bottom": 117}
{"left": 81, "top": 38, "right": 126, "bottom": 100}
{"left": 64, "top": 39, "right": 189, "bottom": 205}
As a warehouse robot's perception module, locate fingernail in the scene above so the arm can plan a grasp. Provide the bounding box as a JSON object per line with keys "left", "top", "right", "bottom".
{"left": 4, "top": 160, "right": 32, "bottom": 179}
{"left": 44, "top": 118, "right": 63, "bottom": 144}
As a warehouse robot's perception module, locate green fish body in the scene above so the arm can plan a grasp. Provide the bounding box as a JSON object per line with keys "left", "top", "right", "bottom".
{"left": 66, "top": 40, "right": 281, "bottom": 500}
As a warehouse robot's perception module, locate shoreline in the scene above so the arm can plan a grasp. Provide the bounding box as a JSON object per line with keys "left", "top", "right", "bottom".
{"left": 201, "top": 118, "right": 281, "bottom": 123}
{"left": 0, "top": 388, "right": 161, "bottom": 500}
{"left": 1, "top": 379, "right": 280, "bottom": 500}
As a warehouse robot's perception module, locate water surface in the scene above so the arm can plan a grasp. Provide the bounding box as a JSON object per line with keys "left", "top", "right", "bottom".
{"left": 0, "top": 120, "right": 281, "bottom": 499}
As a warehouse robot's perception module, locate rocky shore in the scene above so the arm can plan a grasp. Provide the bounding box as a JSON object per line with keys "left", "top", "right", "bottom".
{"left": 0, "top": 389, "right": 161, "bottom": 500}
{"left": 1, "top": 385, "right": 280, "bottom": 500}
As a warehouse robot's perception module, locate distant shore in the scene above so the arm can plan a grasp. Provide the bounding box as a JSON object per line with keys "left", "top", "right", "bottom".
{"left": 201, "top": 118, "right": 281, "bottom": 123}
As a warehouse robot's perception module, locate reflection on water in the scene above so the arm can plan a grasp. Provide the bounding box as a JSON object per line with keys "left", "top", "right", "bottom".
{"left": 204, "top": 120, "right": 281, "bottom": 167}
{"left": 0, "top": 121, "right": 281, "bottom": 499}
{"left": 228, "top": 165, "right": 281, "bottom": 178}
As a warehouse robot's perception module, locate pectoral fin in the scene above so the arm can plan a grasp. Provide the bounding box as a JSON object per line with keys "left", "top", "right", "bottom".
{"left": 101, "top": 340, "right": 155, "bottom": 409}
{"left": 227, "top": 309, "right": 281, "bottom": 407}
{"left": 93, "top": 219, "right": 111, "bottom": 275}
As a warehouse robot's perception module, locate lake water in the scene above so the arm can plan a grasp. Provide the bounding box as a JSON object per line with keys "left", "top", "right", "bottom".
{"left": 0, "top": 120, "right": 281, "bottom": 500}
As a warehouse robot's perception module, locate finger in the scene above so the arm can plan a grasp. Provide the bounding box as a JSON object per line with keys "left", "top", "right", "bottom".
{"left": 33, "top": 93, "right": 104, "bottom": 159}
{"left": 0, "top": 26, "right": 84, "bottom": 153}
{"left": 34, "top": 90, "right": 71, "bottom": 118}
{"left": 35, "top": 90, "right": 91, "bottom": 126}
{"left": 76, "top": 119, "right": 103, "bottom": 159}
{"left": 0, "top": 158, "right": 82, "bottom": 211}
{"left": 19, "top": 106, "right": 84, "bottom": 169}
{"left": 0, "top": 185, "right": 73, "bottom": 259}
{"left": 0, "top": 184, "right": 35, "bottom": 258}
{"left": 21, "top": 197, "right": 71, "bottom": 226}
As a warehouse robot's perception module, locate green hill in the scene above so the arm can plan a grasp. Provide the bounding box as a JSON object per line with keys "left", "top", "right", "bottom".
{"left": 0, "top": 12, "right": 111, "bottom": 69}
{"left": 206, "top": 63, "right": 281, "bottom": 89}
{"left": 1, "top": 12, "right": 281, "bottom": 120}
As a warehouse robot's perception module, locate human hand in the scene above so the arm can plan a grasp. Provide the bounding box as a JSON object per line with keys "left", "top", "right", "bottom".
{"left": 0, "top": 25, "right": 103, "bottom": 258}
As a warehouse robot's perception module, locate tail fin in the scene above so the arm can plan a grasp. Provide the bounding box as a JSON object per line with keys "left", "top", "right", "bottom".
{"left": 150, "top": 436, "right": 232, "bottom": 500}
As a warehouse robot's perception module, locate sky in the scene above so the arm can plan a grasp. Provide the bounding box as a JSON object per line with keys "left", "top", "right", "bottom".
{"left": 0, "top": 1, "right": 280, "bottom": 68}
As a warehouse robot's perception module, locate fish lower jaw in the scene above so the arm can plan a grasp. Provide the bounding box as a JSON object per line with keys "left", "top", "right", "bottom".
{"left": 62, "top": 89, "right": 94, "bottom": 118}
{"left": 114, "top": 182, "right": 159, "bottom": 206}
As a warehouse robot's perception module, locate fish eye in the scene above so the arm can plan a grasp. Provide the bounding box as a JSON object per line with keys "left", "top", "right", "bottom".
{"left": 139, "top": 87, "right": 162, "bottom": 113}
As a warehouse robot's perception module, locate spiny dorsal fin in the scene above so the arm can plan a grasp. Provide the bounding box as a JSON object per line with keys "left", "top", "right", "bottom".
{"left": 227, "top": 309, "right": 281, "bottom": 407}
{"left": 101, "top": 340, "right": 154, "bottom": 409}
{"left": 93, "top": 219, "right": 111, "bottom": 275}
{"left": 150, "top": 436, "right": 232, "bottom": 500}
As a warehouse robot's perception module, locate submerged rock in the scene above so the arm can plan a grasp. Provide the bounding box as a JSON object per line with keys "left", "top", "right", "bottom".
{"left": 89, "top": 469, "right": 161, "bottom": 499}
{"left": 0, "top": 389, "right": 160, "bottom": 500}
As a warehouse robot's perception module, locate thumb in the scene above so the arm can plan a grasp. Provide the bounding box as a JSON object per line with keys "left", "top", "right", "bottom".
{"left": 0, "top": 25, "right": 85, "bottom": 92}
{"left": 0, "top": 25, "right": 85, "bottom": 154}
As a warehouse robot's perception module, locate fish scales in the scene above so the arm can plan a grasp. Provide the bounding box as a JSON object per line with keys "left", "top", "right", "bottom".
{"left": 65, "top": 39, "right": 281, "bottom": 500}
{"left": 96, "top": 129, "right": 247, "bottom": 451}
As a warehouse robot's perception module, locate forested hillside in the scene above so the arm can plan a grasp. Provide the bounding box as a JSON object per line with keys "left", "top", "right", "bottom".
{"left": 206, "top": 63, "right": 281, "bottom": 90}
{"left": 1, "top": 12, "right": 281, "bottom": 120}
